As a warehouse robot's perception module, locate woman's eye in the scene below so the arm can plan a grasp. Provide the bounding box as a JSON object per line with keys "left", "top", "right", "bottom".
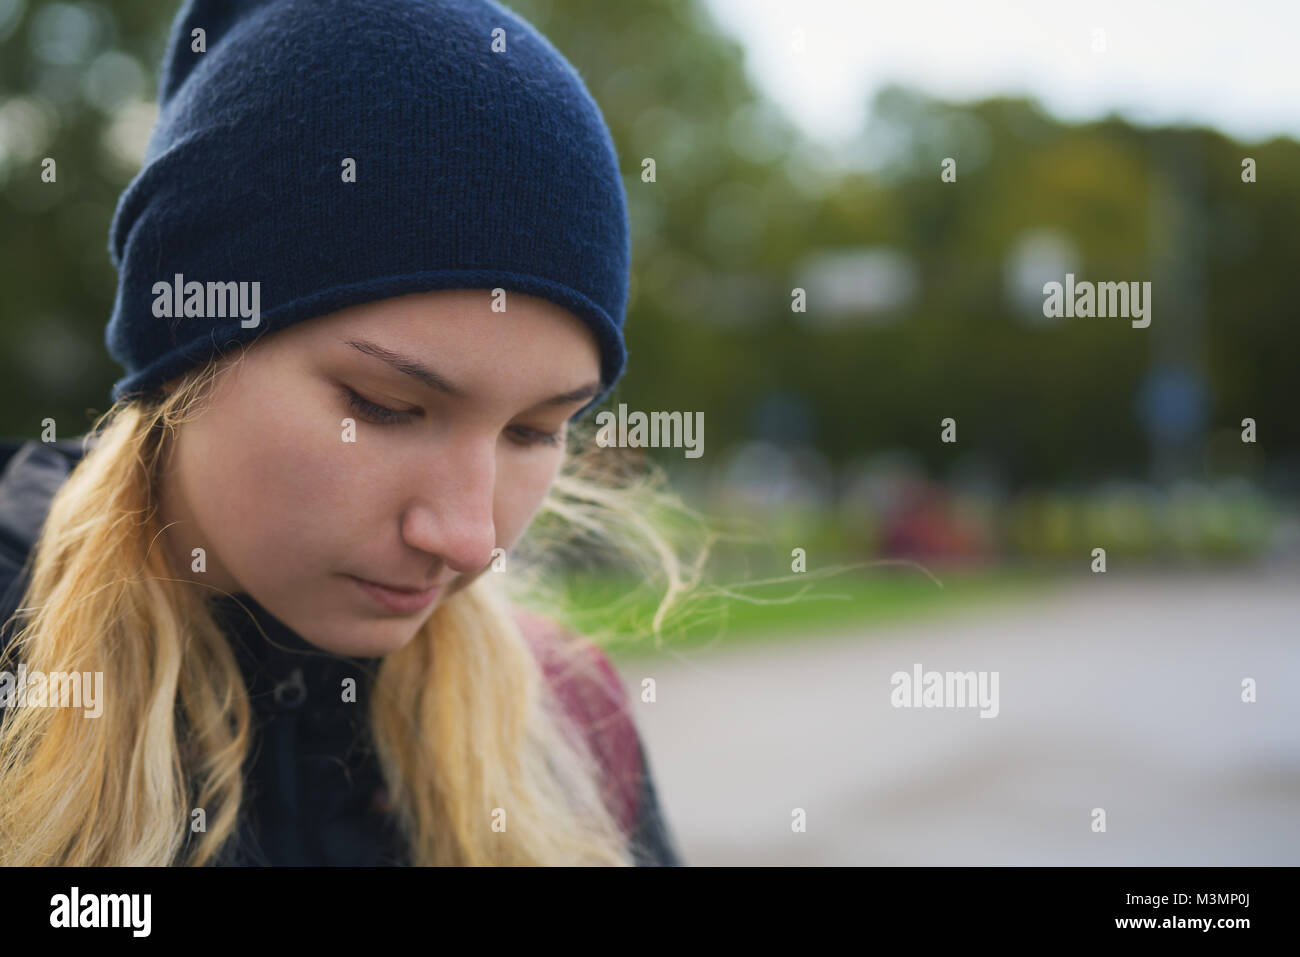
{"left": 507, "top": 426, "right": 564, "bottom": 448}
{"left": 340, "top": 386, "right": 415, "bottom": 426}
{"left": 341, "top": 385, "right": 561, "bottom": 446}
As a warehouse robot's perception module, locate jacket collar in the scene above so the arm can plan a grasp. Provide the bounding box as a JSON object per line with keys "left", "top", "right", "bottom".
{"left": 206, "top": 592, "right": 384, "bottom": 718}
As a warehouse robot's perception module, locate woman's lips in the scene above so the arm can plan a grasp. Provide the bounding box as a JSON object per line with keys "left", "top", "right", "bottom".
{"left": 347, "top": 575, "right": 443, "bottom": 613}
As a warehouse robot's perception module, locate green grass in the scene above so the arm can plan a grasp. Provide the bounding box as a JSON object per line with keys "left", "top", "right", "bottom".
{"left": 552, "top": 564, "right": 1067, "bottom": 661}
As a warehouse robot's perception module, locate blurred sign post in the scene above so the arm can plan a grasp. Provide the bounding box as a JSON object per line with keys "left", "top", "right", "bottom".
{"left": 1145, "top": 132, "right": 1210, "bottom": 486}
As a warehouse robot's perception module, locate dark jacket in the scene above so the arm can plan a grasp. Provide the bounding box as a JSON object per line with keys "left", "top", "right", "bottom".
{"left": 0, "top": 436, "right": 682, "bottom": 866}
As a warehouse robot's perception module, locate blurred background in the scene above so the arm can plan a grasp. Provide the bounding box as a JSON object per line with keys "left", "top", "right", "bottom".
{"left": 1, "top": 0, "right": 1297, "bottom": 864}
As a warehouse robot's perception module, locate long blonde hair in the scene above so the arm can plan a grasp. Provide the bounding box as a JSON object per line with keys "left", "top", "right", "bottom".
{"left": 0, "top": 355, "right": 711, "bottom": 865}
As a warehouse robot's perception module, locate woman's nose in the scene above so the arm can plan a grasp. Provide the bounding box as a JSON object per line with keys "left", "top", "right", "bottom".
{"left": 399, "top": 440, "right": 498, "bottom": 573}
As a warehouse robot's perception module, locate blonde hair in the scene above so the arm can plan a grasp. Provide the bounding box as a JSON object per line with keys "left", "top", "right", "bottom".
{"left": 0, "top": 355, "right": 711, "bottom": 865}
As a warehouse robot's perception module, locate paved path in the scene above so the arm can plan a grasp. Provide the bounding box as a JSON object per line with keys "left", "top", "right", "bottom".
{"left": 621, "top": 565, "right": 1300, "bottom": 865}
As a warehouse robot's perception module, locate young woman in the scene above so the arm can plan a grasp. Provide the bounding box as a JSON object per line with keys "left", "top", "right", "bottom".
{"left": 0, "top": 0, "right": 700, "bottom": 866}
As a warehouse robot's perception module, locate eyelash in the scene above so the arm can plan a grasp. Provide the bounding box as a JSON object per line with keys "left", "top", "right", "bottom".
{"left": 340, "top": 387, "right": 564, "bottom": 448}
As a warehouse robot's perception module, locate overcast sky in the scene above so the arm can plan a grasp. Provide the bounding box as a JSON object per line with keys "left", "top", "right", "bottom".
{"left": 703, "top": 0, "right": 1300, "bottom": 154}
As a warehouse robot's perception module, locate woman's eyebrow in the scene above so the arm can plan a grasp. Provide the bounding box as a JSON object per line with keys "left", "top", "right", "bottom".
{"left": 342, "top": 337, "right": 602, "bottom": 406}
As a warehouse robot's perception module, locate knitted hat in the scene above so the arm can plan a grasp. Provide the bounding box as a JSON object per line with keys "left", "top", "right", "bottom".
{"left": 105, "top": 0, "right": 630, "bottom": 421}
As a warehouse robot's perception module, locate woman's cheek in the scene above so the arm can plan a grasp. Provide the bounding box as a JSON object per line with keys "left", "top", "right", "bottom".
{"left": 229, "top": 404, "right": 353, "bottom": 560}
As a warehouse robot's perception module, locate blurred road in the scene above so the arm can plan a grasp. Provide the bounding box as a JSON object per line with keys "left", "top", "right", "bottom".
{"left": 623, "top": 564, "right": 1300, "bottom": 865}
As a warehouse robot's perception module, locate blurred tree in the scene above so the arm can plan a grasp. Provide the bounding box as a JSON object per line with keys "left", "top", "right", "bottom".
{"left": 1, "top": 0, "right": 1296, "bottom": 492}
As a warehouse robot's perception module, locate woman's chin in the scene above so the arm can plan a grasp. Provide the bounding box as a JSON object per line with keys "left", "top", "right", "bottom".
{"left": 298, "top": 613, "right": 429, "bottom": 659}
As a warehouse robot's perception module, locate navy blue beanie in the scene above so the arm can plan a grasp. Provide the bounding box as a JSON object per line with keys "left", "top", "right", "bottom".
{"left": 106, "top": 0, "right": 629, "bottom": 421}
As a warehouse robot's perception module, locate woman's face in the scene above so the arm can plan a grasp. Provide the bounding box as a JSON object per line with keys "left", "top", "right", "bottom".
{"left": 156, "top": 289, "right": 603, "bottom": 656}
